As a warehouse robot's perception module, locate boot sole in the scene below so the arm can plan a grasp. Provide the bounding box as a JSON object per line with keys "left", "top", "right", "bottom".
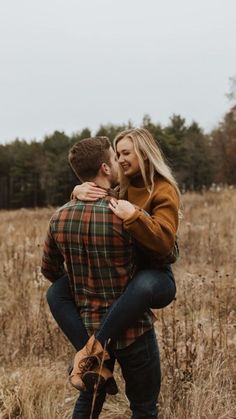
{"left": 104, "top": 377, "right": 119, "bottom": 395}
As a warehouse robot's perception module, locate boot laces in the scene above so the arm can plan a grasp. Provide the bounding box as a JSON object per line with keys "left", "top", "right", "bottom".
{"left": 79, "top": 355, "right": 101, "bottom": 374}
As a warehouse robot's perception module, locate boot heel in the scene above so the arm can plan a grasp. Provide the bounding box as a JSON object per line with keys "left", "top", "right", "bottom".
{"left": 82, "top": 371, "right": 106, "bottom": 392}
{"left": 105, "top": 377, "right": 119, "bottom": 395}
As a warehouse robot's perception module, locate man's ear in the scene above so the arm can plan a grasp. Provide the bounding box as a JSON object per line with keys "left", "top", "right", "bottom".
{"left": 101, "top": 163, "right": 111, "bottom": 175}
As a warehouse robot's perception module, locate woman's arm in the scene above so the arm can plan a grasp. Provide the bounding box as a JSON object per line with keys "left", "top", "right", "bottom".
{"left": 72, "top": 182, "right": 108, "bottom": 201}
{"left": 125, "top": 184, "right": 179, "bottom": 256}
{"left": 109, "top": 182, "right": 179, "bottom": 257}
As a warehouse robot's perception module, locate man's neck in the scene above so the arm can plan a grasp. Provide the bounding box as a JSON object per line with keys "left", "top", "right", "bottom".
{"left": 92, "top": 176, "right": 111, "bottom": 190}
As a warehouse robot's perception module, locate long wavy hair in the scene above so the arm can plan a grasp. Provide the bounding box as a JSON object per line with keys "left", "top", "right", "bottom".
{"left": 114, "top": 128, "right": 181, "bottom": 200}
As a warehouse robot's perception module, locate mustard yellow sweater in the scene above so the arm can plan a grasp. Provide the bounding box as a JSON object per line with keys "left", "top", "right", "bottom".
{"left": 123, "top": 176, "right": 180, "bottom": 259}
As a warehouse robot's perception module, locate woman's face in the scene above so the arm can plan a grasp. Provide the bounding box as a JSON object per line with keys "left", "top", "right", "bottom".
{"left": 116, "top": 136, "right": 141, "bottom": 178}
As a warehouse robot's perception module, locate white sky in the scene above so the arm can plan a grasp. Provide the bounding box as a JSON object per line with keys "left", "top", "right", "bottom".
{"left": 0, "top": 0, "right": 236, "bottom": 143}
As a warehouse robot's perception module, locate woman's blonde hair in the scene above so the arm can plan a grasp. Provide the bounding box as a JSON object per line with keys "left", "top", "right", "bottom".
{"left": 114, "top": 128, "right": 181, "bottom": 199}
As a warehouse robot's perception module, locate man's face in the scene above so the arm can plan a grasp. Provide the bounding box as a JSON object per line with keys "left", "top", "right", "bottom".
{"left": 108, "top": 146, "right": 119, "bottom": 187}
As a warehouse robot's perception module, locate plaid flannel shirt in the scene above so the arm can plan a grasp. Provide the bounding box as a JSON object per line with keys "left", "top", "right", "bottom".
{"left": 41, "top": 196, "right": 153, "bottom": 349}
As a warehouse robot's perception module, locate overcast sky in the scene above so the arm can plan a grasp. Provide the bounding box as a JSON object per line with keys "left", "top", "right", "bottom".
{"left": 0, "top": 0, "right": 236, "bottom": 143}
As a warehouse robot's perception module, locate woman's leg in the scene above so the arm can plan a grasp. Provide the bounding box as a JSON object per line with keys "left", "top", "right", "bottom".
{"left": 96, "top": 265, "right": 176, "bottom": 345}
{"left": 46, "top": 268, "right": 175, "bottom": 349}
{"left": 46, "top": 274, "right": 89, "bottom": 351}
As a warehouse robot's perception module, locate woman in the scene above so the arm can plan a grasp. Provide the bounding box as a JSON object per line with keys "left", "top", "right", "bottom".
{"left": 47, "top": 128, "right": 181, "bottom": 391}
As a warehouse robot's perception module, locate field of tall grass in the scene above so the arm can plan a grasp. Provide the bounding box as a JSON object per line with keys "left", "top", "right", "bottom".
{"left": 0, "top": 189, "right": 235, "bottom": 419}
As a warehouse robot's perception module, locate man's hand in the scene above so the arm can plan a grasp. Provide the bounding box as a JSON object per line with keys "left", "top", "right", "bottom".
{"left": 72, "top": 182, "right": 108, "bottom": 201}
{"left": 109, "top": 199, "right": 136, "bottom": 220}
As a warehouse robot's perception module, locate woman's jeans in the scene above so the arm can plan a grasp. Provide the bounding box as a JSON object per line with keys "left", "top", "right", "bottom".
{"left": 46, "top": 266, "right": 176, "bottom": 350}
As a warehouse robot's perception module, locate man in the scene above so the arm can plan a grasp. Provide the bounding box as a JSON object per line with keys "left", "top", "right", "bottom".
{"left": 41, "top": 137, "right": 160, "bottom": 418}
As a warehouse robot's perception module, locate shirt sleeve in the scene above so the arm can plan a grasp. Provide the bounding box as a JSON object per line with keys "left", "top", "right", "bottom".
{"left": 41, "top": 224, "right": 66, "bottom": 282}
{"left": 123, "top": 182, "right": 179, "bottom": 256}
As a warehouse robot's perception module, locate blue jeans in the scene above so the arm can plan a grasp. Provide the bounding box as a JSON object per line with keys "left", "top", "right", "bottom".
{"left": 47, "top": 267, "right": 176, "bottom": 350}
{"left": 46, "top": 274, "right": 89, "bottom": 351}
{"left": 72, "top": 329, "right": 160, "bottom": 419}
{"left": 47, "top": 267, "right": 175, "bottom": 417}
{"left": 96, "top": 266, "right": 175, "bottom": 345}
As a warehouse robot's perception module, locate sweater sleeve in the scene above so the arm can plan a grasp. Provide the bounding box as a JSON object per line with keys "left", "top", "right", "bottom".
{"left": 123, "top": 182, "right": 179, "bottom": 256}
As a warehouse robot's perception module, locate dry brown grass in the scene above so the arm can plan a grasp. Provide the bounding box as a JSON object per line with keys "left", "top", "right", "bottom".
{"left": 0, "top": 189, "right": 235, "bottom": 419}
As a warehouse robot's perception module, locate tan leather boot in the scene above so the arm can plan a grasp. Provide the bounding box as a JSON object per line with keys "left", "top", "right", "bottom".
{"left": 68, "top": 352, "right": 101, "bottom": 391}
{"left": 69, "top": 335, "right": 118, "bottom": 394}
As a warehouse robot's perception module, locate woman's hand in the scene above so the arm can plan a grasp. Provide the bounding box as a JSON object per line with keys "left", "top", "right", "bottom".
{"left": 72, "top": 182, "right": 108, "bottom": 201}
{"left": 109, "top": 199, "right": 136, "bottom": 220}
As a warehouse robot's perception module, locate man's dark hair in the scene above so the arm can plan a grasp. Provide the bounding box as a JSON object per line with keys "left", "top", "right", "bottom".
{"left": 68, "top": 136, "right": 112, "bottom": 181}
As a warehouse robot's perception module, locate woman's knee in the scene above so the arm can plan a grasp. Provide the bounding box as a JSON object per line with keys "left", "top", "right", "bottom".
{"left": 132, "top": 269, "right": 176, "bottom": 307}
{"left": 130, "top": 271, "right": 157, "bottom": 297}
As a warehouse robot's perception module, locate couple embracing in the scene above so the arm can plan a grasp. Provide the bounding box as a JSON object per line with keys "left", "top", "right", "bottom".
{"left": 41, "top": 128, "right": 181, "bottom": 419}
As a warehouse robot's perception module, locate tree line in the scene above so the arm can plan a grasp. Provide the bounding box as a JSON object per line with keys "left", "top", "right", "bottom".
{"left": 0, "top": 106, "right": 236, "bottom": 209}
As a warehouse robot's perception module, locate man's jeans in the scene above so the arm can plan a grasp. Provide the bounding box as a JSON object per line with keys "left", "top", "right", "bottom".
{"left": 72, "top": 329, "right": 160, "bottom": 419}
